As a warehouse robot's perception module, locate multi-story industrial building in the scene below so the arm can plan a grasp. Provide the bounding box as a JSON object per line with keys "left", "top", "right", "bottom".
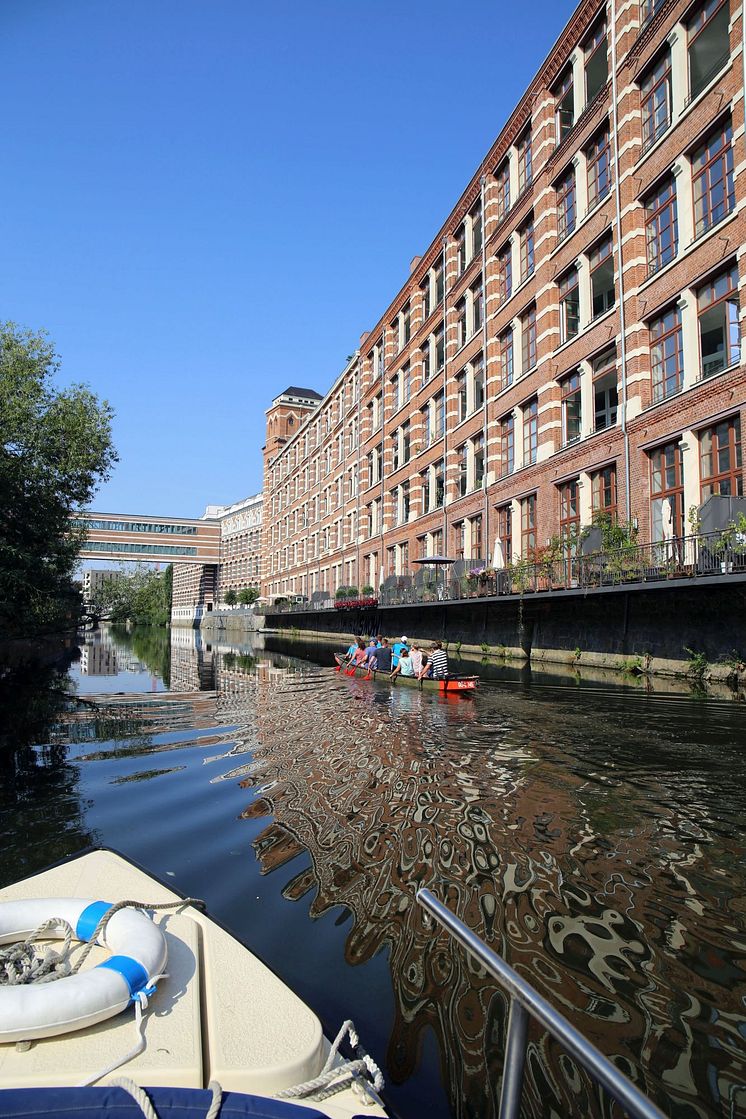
{"left": 171, "top": 493, "right": 263, "bottom": 623}
{"left": 263, "top": 0, "right": 745, "bottom": 601}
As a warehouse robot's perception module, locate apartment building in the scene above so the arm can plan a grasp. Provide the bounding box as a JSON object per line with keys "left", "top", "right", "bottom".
{"left": 171, "top": 493, "right": 263, "bottom": 623}
{"left": 263, "top": 0, "right": 745, "bottom": 601}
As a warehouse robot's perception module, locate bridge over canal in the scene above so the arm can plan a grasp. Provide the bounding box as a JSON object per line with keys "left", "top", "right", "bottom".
{"left": 73, "top": 512, "right": 220, "bottom": 565}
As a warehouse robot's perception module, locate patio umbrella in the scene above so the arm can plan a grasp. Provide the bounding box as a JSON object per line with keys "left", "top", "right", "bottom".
{"left": 660, "top": 498, "right": 674, "bottom": 542}
{"left": 492, "top": 537, "right": 505, "bottom": 569}
{"left": 413, "top": 555, "right": 456, "bottom": 595}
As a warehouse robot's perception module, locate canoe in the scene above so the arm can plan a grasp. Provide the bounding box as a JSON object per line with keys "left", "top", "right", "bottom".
{"left": 0, "top": 847, "right": 387, "bottom": 1119}
{"left": 334, "top": 655, "right": 478, "bottom": 693}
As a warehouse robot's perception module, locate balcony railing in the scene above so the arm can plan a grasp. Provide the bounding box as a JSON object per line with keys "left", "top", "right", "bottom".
{"left": 260, "top": 531, "right": 745, "bottom": 613}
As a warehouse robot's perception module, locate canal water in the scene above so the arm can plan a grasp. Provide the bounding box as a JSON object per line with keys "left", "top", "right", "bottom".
{"left": 1, "top": 625, "right": 745, "bottom": 1119}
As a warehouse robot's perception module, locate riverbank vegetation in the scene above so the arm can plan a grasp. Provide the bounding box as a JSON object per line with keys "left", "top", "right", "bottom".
{"left": 0, "top": 323, "right": 117, "bottom": 640}
{"left": 89, "top": 566, "right": 173, "bottom": 626}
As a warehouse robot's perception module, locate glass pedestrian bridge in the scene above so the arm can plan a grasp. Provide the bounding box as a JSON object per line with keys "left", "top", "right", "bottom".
{"left": 73, "top": 512, "right": 221, "bottom": 564}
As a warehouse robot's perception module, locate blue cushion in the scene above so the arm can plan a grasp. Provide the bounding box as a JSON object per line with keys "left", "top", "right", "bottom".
{"left": 0, "top": 1086, "right": 337, "bottom": 1118}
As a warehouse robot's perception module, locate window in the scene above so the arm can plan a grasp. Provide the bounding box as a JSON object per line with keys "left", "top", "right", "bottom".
{"left": 521, "top": 494, "right": 537, "bottom": 556}
{"left": 592, "top": 465, "right": 617, "bottom": 519}
{"left": 434, "top": 391, "right": 445, "bottom": 439}
{"left": 402, "top": 303, "right": 411, "bottom": 347}
{"left": 434, "top": 459, "right": 445, "bottom": 508}
{"left": 474, "top": 356, "right": 485, "bottom": 409}
{"left": 431, "top": 528, "right": 443, "bottom": 554}
{"left": 645, "top": 177, "right": 678, "bottom": 274}
{"left": 456, "top": 297, "right": 467, "bottom": 348}
{"left": 471, "top": 277, "right": 483, "bottom": 335}
{"left": 453, "top": 520, "right": 466, "bottom": 559}
{"left": 435, "top": 262, "right": 444, "bottom": 305}
{"left": 523, "top": 397, "right": 538, "bottom": 465}
{"left": 697, "top": 264, "right": 741, "bottom": 377}
{"left": 650, "top": 441, "right": 684, "bottom": 538}
{"left": 458, "top": 444, "right": 468, "bottom": 496}
{"left": 650, "top": 307, "right": 683, "bottom": 401}
{"left": 497, "top": 505, "right": 512, "bottom": 565}
{"left": 559, "top": 268, "right": 580, "bottom": 343}
{"left": 402, "top": 421, "right": 411, "bottom": 464}
{"left": 520, "top": 218, "right": 535, "bottom": 281}
{"left": 561, "top": 370, "right": 582, "bottom": 444}
{"left": 420, "top": 470, "right": 431, "bottom": 514}
{"left": 641, "top": 0, "right": 666, "bottom": 23}
{"left": 473, "top": 435, "right": 485, "bottom": 489}
{"left": 688, "top": 0, "right": 730, "bottom": 100}
{"left": 497, "top": 242, "right": 512, "bottom": 304}
{"left": 692, "top": 119, "right": 734, "bottom": 237}
{"left": 557, "top": 169, "right": 576, "bottom": 241}
{"left": 518, "top": 129, "right": 532, "bottom": 191}
{"left": 470, "top": 200, "right": 483, "bottom": 258}
{"left": 421, "top": 274, "right": 432, "bottom": 321}
{"left": 401, "top": 362, "right": 411, "bottom": 404}
{"left": 587, "top": 127, "right": 611, "bottom": 208}
{"left": 499, "top": 328, "right": 514, "bottom": 390}
{"left": 457, "top": 371, "right": 468, "bottom": 422}
{"left": 401, "top": 481, "right": 411, "bottom": 523}
{"left": 555, "top": 67, "right": 574, "bottom": 143}
{"left": 499, "top": 414, "right": 514, "bottom": 477}
{"left": 700, "top": 416, "right": 743, "bottom": 498}
{"left": 558, "top": 479, "right": 580, "bottom": 543}
{"left": 471, "top": 514, "right": 484, "bottom": 559}
{"left": 417, "top": 534, "right": 428, "bottom": 559}
{"left": 584, "top": 18, "right": 608, "bottom": 103}
{"left": 422, "top": 341, "right": 432, "bottom": 383}
{"left": 641, "top": 52, "right": 672, "bottom": 151}
{"left": 456, "top": 226, "right": 467, "bottom": 275}
{"left": 522, "top": 306, "right": 537, "bottom": 371}
{"left": 590, "top": 235, "right": 615, "bottom": 318}
{"left": 593, "top": 348, "right": 618, "bottom": 430}
{"left": 496, "top": 159, "right": 511, "bottom": 221}
{"left": 435, "top": 324, "right": 445, "bottom": 370}
{"left": 422, "top": 404, "right": 431, "bottom": 447}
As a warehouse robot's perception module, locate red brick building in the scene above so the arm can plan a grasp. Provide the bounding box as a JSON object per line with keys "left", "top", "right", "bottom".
{"left": 263, "top": 0, "right": 745, "bottom": 602}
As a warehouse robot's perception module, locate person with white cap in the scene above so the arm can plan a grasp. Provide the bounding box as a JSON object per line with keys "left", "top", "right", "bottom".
{"left": 391, "top": 635, "right": 409, "bottom": 669}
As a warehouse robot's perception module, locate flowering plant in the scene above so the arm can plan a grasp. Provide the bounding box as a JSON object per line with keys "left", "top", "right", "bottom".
{"left": 334, "top": 596, "right": 379, "bottom": 610}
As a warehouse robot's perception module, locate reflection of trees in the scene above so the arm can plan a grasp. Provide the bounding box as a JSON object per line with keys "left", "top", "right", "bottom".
{"left": 238, "top": 669, "right": 746, "bottom": 1119}
{"left": 108, "top": 625, "right": 171, "bottom": 686}
{"left": 0, "top": 658, "right": 97, "bottom": 886}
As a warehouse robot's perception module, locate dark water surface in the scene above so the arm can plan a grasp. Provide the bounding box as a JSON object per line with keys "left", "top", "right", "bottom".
{"left": 1, "top": 625, "right": 745, "bottom": 1119}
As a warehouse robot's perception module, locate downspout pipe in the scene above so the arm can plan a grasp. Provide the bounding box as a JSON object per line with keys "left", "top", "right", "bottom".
{"left": 610, "top": 0, "right": 633, "bottom": 525}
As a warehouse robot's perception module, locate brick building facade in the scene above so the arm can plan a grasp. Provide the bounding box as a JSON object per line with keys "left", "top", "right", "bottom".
{"left": 171, "top": 493, "right": 263, "bottom": 623}
{"left": 263, "top": 0, "right": 745, "bottom": 602}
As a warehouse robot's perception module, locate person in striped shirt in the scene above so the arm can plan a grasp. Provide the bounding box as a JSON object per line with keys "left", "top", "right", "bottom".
{"left": 424, "top": 641, "right": 448, "bottom": 679}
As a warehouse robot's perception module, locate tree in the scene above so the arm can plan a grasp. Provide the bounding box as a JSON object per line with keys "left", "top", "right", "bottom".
{"left": 237, "top": 586, "right": 259, "bottom": 606}
{"left": 224, "top": 588, "right": 237, "bottom": 606}
{"left": 0, "top": 324, "right": 117, "bottom": 636}
{"left": 89, "top": 565, "right": 172, "bottom": 626}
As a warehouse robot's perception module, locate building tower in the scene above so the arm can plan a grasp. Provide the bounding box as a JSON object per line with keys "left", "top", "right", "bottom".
{"left": 262, "top": 387, "right": 322, "bottom": 597}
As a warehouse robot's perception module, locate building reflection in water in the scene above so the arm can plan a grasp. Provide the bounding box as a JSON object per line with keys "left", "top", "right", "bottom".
{"left": 225, "top": 656, "right": 746, "bottom": 1119}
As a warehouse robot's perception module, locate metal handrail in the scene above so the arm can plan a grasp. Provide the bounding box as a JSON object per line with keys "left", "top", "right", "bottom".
{"left": 416, "top": 888, "right": 666, "bottom": 1119}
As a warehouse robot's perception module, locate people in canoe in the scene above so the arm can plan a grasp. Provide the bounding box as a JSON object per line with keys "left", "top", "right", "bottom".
{"left": 337, "top": 635, "right": 448, "bottom": 680}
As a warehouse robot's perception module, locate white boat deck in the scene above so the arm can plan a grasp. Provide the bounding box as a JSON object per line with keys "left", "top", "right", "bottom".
{"left": 0, "top": 850, "right": 386, "bottom": 1117}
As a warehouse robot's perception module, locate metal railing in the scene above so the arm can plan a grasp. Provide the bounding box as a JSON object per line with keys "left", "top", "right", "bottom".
{"left": 259, "top": 531, "right": 745, "bottom": 614}
{"left": 416, "top": 888, "right": 665, "bottom": 1119}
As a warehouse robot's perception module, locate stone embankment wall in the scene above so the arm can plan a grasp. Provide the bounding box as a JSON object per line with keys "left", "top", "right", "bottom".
{"left": 255, "top": 581, "right": 746, "bottom": 685}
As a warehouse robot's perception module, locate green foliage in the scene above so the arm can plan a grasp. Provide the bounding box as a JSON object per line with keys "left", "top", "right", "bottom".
{"left": 454, "top": 640, "right": 462, "bottom": 657}
{"left": 91, "top": 566, "right": 173, "bottom": 626}
{"left": 237, "top": 586, "right": 259, "bottom": 606}
{"left": 684, "top": 647, "right": 708, "bottom": 679}
{"left": 480, "top": 642, "right": 491, "bottom": 654}
{"left": 716, "top": 513, "right": 746, "bottom": 554}
{"left": 591, "top": 511, "right": 638, "bottom": 552}
{"left": 0, "top": 323, "right": 117, "bottom": 636}
{"left": 361, "top": 585, "right": 375, "bottom": 595}
{"left": 223, "top": 588, "right": 238, "bottom": 606}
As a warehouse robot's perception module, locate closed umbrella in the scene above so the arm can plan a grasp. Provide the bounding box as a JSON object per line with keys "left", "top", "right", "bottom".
{"left": 492, "top": 537, "right": 505, "bottom": 569}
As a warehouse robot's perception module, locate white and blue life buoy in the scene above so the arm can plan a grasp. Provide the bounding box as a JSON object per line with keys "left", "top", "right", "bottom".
{"left": 0, "top": 898, "right": 168, "bottom": 1044}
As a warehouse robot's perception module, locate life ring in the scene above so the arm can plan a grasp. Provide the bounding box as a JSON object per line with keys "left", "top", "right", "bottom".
{"left": 0, "top": 898, "right": 168, "bottom": 1044}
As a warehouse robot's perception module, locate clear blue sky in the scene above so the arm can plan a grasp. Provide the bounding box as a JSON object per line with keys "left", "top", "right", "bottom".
{"left": 3, "top": 0, "right": 573, "bottom": 517}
